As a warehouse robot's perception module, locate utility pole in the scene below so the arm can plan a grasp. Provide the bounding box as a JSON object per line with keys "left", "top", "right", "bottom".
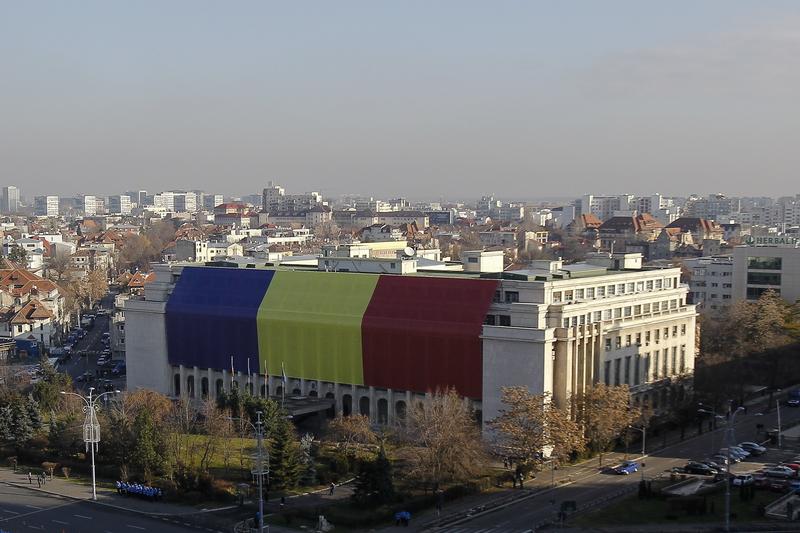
{"left": 255, "top": 411, "right": 266, "bottom": 532}
{"left": 724, "top": 406, "right": 745, "bottom": 532}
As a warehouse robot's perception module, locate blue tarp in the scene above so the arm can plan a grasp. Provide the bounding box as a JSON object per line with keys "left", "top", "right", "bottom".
{"left": 165, "top": 266, "right": 275, "bottom": 373}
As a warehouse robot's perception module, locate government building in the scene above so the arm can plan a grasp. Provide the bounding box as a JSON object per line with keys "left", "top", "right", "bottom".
{"left": 124, "top": 252, "right": 696, "bottom": 427}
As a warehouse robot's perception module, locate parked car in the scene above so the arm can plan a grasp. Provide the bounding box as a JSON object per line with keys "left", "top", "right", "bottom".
{"left": 738, "top": 442, "right": 767, "bottom": 455}
{"left": 763, "top": 466, "right": 795, "bottom": 479}
{"left": 112, "top": 361, "right": 126, "bottom": 376}
{"left": 76, "top": 372, "right": 94, "bottom": 383}
{"left": 719, "top": 448, "right": 748, "bottom": 461}
{"left": 787, "top": 390, "right": 800, "bottom": 407}
{"left": 779, "top": 463, "right": 800, "bottom": 474}
{"left": 732, "top": 474, "right": 755, "bottom": 486}
{"left": 613, "top": 461, "right": 640, "bottom": 475}
{"left": 730, "top": 445, "right": 751, "bottom": 458}
{"left": 701, "top": 460, "right": 726, "bottom": 471}
{"left": 710, "top": 454, "right": 732, "bottom": 466}
{"left": 685, "top": 462, "right": 719, "bottom": 475}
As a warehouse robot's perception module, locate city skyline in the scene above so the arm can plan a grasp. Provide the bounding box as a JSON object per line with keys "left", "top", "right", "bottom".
{"left": 3, "top": 1, "right": 800, "bottom": 198}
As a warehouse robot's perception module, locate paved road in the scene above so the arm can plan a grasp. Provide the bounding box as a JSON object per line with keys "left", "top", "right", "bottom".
{"left": 452, "top": 404, "right": 800, "bottom": 532}
{"left": 60, "top": 294, "right": 125, "bottom": 394}
{"left": 0, "top": 484, "right": 200, "bottom": 533}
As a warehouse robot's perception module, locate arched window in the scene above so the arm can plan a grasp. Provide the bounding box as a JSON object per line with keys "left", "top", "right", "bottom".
{"left": 377, "top": 398, "right": 388, "bottom": 425}
{"left": 395, "top": 400, "right": 407, "bottom": 422}
{"left": 342, "top": 394, "right": 352, "bottom": 416}
{"left": 292, "top": 388, "right": 302, "bottom": 396}
{"left": 201, "top": 377, "right": 209, "bottom": 398}
{"left": 173, "top": 374, "right": 181, "bottom": 397}
{"left": 309, "top": 390, "right": 318, "bottom": 397}
{"left": 215, "top": 379, "right": 224, "bottom": 397}
{"left": 187, "top": 375, "right": 195, "bottom": 398}
{"left": 359, "top": 396, "right": 370, "bottom": 418}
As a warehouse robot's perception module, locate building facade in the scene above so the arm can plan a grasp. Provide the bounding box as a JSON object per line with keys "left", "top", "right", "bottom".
{"left": 34, "top": 196, "right": 59, "bottom": 217}
{"left": 732, "top": 243, "right": 800, "bottom": 303}
{"left": 125, "top": 253, "right": 696, "bottom": 428}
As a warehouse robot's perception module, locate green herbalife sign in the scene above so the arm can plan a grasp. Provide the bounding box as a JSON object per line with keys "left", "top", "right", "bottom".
{"left": 744, "top": 235, "right": 800, "bottom": 246}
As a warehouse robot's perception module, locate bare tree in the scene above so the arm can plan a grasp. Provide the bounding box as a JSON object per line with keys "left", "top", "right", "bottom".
{"left": 574, "top": 384, "right": 640, "bottom": 466}
{"left": 490, "top": 387, "right": 584, "bottom": 471}
{"left": 327, "top": 414, "right": 377, "bottom": 455}
{"left": 403, "top": 389, "right": 488, "bottom": 490}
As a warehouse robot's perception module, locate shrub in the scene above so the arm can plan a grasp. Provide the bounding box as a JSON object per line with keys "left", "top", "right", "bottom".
{"left": 61, "top": 466, "right": 71, "bottom": 479}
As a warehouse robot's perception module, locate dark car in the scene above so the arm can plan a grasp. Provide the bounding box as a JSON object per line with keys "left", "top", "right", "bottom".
{"left": 685, "top": 462, "right": 719, "bottom": 475}
{"left": 112, "top": 361, "right": 126, "bottom": 376}
{"left": 701, "top": 460, "right": 725, "bottom": 471}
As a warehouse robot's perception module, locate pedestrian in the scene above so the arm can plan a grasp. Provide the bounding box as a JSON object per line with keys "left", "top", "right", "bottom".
{"left": 503, "top": 457, "right": 508, "bottom": 469}
{"left": 329, "top": 482, "right": 335, "bottom": 496}
{"left": 28, "top": 472, "right": 32, "bottom": 484}
{"left": 280, "top": 496, "right": 285, "bottom": 510}
{"left": 37, "top": 476, "right": 41, "bottom": 488}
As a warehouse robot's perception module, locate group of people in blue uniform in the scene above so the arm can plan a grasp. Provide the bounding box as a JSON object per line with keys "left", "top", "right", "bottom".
{"left": 115, "top": 481, "right": 163, "bottom": 501}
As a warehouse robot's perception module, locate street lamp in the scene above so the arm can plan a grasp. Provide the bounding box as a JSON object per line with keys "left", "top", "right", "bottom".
{"left": 723, "top": 406, "right": 745, "bottom": 533}
{"left": 698, "top": 406, "right": 725, "bottom": 456}
{"left": 228, "top": 412, "right": 268, "bottom": 532}
{"left": 775, "top": 389, "right": 783, "bottom": 448}
{"left": 628, "top": 425, "right": 646, "bottom": 480}
{"left": 60, "top": 387, "right": 120, "bottom": 500}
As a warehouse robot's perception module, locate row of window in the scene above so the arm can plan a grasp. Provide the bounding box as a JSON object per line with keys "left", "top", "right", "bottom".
{"left": 693, "top": 282, "right": 732, "bottom": 288}
{"left": 562, "top": 298, "right": 685, "bottom": 328}
{"left": 484, "top": 314, "right": 511, "bottom": 326}
{"left": 747, "top": 256, "right": 782, "bottom": 270}
{"left": 603, "top": 345, "right": 688, "bottom": 386}
{"left": 604, "top": 324, "right": 688, "bottom": 351}
{"left": 551, "top": 277, "right": 680, "bottom": 304}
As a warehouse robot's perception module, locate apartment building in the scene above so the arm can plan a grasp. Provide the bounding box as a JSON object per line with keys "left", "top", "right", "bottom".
{"left": 684, "top": 256, "right": 734, "bottom": 310}
{"left": 108, "top": 195, "right": 132, "bottom": 215}
{"left": 34, "top": 196, "right": 59, "bottom": 217}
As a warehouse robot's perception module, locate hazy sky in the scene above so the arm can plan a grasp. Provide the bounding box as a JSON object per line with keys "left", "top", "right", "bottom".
{"left": 2, "top": 1, "right": 800, "bottom": 201}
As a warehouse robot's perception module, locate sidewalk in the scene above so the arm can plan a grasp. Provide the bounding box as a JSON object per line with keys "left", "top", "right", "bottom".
{"left": 0, "top": 467, "right": 229, "bottom": 517}
{"left": 407, "top": 389, "right": 795, "bottom": 532}
{"left": 376, "top": 450, "right": 633, "bottom": 532}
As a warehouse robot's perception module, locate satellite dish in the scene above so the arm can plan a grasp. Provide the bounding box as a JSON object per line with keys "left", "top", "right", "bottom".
{"left": 403, "top": 246, "right": 415, "bottom": 257}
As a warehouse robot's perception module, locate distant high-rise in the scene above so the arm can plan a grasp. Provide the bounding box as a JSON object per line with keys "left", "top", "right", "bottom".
{"left": 34, "top": 195, "right": 59, "bottom": 217}
{"left": 82, "top": 195, "right": 98, "bottom": 216}
{"left": 202, "top": 194, "right": 224, "bottom": 210}
{"left": 108, "top": 195, "right": 132, "bottom": 215}
{"left": 2, "top": 186, "right": 20, "bottom": 214}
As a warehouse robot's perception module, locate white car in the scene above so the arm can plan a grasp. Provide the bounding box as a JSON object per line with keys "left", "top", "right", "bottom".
{"left": 738, "top": 442, "right": 767, "bottom": 455}
{"left": 732, "top": 473, "right": 755, "bottom": 486}
{"left": 763, "top": 466, "right": 794, "bottom": 479}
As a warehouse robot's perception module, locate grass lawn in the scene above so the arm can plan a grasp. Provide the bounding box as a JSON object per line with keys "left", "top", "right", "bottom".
{"left": 572, "top": 487, "right": 778, "bottom": 527}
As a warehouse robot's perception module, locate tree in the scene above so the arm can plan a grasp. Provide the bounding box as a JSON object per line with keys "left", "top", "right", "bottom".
{"left": 119, "top": 234, "right": 156, "bottom": 271}
{"left": 7, "top": 244, "right": 27, "bottom": 265}
{"left": 352, "top": 445, "right": 395, "bottom": 505}
{"left": 313, "top": 221, "right": 341, "bottom": 242}
{"left": 131, "top": 410, "right": 166, "bottom": 481}
{"left": 327, "top": 414, "right": 377, "bottom": 455}
{"left": 268, "top": 416, "right": 303, "bottom": 491}
{"left": 404, "top": 389, "right": 488, "bottom": 490}
{"left": 32, "top": 359, "right": 72, "bottom": 411}
{"left": 574, "top": 384, "right": 640, "bottom": 465}
{"left": 46, "top": 253, "right": 72, "bottom": 283}
{"left": 300, "top": 433, "right": 317, "bottom": 486}
{"left": 490, "top": 387, "right": 584, "bottom": 472}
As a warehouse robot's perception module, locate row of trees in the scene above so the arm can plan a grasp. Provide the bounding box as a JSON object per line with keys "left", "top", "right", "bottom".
{"left": 696, "top": 290, "right": 800, "bottom": 405}
{"left": 491, "top": 384, "right": 640, "bottom": 474}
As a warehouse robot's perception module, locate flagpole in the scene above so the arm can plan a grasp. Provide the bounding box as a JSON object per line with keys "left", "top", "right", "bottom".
{"left": 281, "top": 362, "right": 286, "bottom": 409}
{"left": 247, "top": 357, "right": 251, "bottom": 390}
{"left": 230, "top": 355, "right": 235, "bottom": 391}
